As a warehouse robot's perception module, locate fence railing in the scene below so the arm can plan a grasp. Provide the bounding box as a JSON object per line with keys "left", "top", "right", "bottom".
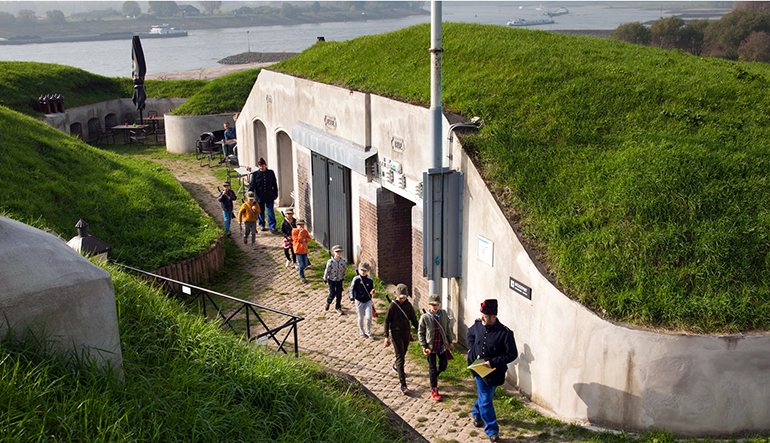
{"left": 116, "top": 263, "right": 304, "bottom": 357}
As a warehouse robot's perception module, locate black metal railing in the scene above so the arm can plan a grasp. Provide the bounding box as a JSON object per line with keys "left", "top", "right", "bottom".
{"left": 116, "top": 263, "right": 304, "bottom": 356}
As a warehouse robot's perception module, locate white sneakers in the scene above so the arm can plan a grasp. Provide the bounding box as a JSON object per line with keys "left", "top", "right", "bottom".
{"left": 285, "top": 259, "right": 291, "bottom": 267}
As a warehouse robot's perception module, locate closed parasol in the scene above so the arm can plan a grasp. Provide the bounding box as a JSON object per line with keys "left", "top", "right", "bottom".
{"left": 131, "top": 35, "right": 146, "bottom": 124}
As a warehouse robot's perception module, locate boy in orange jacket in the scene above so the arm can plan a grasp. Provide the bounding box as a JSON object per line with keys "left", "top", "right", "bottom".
{"left": 292, "top": 219, "right": 311, "bottom": 283}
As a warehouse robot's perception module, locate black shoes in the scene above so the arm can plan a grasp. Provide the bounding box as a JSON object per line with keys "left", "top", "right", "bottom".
{"left": 392, "top": 364, "right": 398, "bottom": 374}
{"left": 400, "top": 384, "right": 409, "bottom": 395}
{"left": 473, "top": 417, "right": 484, "bottom": 428}
{"left": 489, "top": 433, "right": 499, "bottom": 442}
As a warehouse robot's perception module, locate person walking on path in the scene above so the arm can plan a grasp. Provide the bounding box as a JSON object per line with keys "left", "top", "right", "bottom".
{"left": 281, "top": 208, "right": 297, "bottom": 268}
{"left": 467, "top": 299, "right": 518, "bottom": 443}
{"left": 383, "top": 284, "right": 419, "bottom": 395}
{"left": 237, "top": 191, "right": 260, "bottom": 249}
{"left": 248, "top": 158, "right": 278, "bottom": 233}
{"left": 292, "top": 219, "right": 311, "bottom": 283}
{"left": 418, "top": 294, "right": 455, "bottom": 402}
{"left": 217, "top": 181, "right": 237, "bottom": 236}
{"left": 349, "top": 262, "right": 375, "bottom": 338}
{"left": 323, "top": 245, "right": 347, "bottom": 314}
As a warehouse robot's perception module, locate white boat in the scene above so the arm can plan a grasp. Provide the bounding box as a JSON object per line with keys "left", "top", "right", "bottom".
{"left": 544, "top": 7, "right": 569, "bottom": 17}
{"left": 506, "top": 17, "right": 555, "bottom": 27}
{"left": 149, "top": 24, "right": 188, "bottom": 36}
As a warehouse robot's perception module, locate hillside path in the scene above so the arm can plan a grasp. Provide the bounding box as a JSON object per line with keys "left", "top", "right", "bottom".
{"left": 159, "top": 157, "right": 527, "bottom": 443}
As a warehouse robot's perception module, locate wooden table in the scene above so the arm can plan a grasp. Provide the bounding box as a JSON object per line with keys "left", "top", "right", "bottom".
{"left": 111, "top": 124, "right": 149, "bottom": 143}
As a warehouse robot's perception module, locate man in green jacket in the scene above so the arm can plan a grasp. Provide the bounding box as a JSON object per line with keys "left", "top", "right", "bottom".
{"left": 418, "top": 294, "right": 455, "bottom": 401}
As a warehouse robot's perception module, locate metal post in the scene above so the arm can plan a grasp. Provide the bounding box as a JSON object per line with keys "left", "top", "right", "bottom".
{"left": 427, "top": 1, "right": 443, "bottom": 298}
{"left": 293, "top": 322, "right": 299, "bottom": 357}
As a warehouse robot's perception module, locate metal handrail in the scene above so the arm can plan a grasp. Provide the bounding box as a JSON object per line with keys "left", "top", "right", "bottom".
{"left": 115, "top": 263, "right": 304, "bottom": 357}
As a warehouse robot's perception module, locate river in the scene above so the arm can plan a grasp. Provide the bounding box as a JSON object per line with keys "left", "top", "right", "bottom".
{"left": 0, "top": 2, "right": 723, "bottom": 78}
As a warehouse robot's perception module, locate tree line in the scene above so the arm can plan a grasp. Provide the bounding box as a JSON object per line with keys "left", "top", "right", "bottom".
{"left": 612, "top": 1, "right": 770, "bottom": 62}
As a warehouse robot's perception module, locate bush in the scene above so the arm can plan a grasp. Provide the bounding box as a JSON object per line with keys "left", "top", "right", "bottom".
{"left": 611, "top": 22, "right": 651, "bottom": 45}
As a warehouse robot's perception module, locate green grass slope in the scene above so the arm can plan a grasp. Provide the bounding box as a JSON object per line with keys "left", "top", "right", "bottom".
{"left": 275, "top": 23, "right": 770, "bottom": 333}
{"left": 172, "top": 68, "right": 262, "bottom": 115}
{"left": 0, "top": 106, "right": 219, "bottom": 269}
{"left": 0, "top": 61, "right": 206, "bottom": 116}
{"left": 0, "top": 263, "right": 401, "bottom": 443}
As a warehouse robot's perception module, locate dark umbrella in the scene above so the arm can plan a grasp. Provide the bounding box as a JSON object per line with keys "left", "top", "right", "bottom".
{"left": 131, "top": 35, "right": 147, "bottom": 125}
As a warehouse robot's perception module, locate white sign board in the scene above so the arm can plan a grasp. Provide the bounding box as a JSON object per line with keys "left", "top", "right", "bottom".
{"left": 477, "top": 235, "right": 494, "bottom": 267}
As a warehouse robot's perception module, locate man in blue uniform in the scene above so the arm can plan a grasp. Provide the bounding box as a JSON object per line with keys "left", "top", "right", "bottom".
{"left": 466, "top": 299, "right": 518, "bottom": 442}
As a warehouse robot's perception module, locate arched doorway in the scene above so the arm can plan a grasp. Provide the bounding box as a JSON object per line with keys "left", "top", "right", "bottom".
{"left": 276, "top": 131, "right": 294, "bottom": 207}
{"left": 252, "top": 119, "right": 267, "bottom": 164}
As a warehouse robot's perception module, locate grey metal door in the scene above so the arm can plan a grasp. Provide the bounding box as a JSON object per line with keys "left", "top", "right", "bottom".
{"left": 311, "top": 152, "right": 352, "bottom": 261}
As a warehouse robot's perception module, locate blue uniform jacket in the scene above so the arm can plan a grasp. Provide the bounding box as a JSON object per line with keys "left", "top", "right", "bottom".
{"left": 466, "top": 319, "right": 518, "bottom": 387}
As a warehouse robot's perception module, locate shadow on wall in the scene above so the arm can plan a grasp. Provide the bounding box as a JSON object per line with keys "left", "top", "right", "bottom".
{"left": 574, "top": 382, "right": 644, "bottom": 430}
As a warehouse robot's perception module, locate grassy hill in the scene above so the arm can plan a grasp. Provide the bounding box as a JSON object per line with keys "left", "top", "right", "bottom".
{"left": 0, "top": 61, "right": 206, "bottom": 117}
{"left": 172, "top": 68, "right": 262, "bottom": 115}
{"left": 0, "top": 263, "right": 402, "bottom": 443}
{"left": 274, "top": 23, "right": 770, "bottom": 333}
{"left": 0, "top": 105, "right": 219, "bottom": 269}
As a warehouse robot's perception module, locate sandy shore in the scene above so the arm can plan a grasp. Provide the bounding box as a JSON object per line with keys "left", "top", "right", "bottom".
{"left": 146, "top": 62, "right": 275, "bottom": 80}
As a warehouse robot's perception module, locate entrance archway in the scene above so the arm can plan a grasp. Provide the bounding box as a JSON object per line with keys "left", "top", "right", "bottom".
{"left": 276, "top": 131, "right": 294, "bottom": 207}
{"left": 252, "top": 120, "right": 267, "bottom": 164}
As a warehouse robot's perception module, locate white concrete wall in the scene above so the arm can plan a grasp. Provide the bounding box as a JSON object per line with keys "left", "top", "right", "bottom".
{"left": 165, "top": 113, "right": 232, "bottom": 154}
{"left": 0, "top": 216, "right": 123, "bottom": 373}
{"left": 239, "top": 70, "right": 770, "bottom": 436}
{"left": 41, "top": 98, "right": 185, "bottom": 140}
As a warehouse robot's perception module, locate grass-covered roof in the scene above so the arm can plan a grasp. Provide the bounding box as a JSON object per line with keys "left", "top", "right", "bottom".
{"left": 274, "top": 22, "right": 770, "bottom": 333}
{"left": 0, "top": 61, "right": 206, "bottom": 116}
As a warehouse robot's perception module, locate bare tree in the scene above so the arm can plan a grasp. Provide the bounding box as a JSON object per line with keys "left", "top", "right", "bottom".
{"left": 734, "top": 1, "right": 770, "bottom": 12}
{"left": 738, "top": 30, "right": 770, "bottom": 61}
{"left": 199, "top": 1, "right": 222, "bottom": 16}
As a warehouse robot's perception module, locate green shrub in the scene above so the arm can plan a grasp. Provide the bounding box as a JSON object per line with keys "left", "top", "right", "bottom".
{"left": 275, "top": 23, "right": 770, "bottom": 332}
{"left": 0, "top": 105, "right": 219, "bottom": 269}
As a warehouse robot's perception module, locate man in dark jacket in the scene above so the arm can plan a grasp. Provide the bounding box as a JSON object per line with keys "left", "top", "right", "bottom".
{"left": 248, "top": 158, "right": 278, "bottom": 232}
{"left": 466, "top": 299, "right": 518, "bottom": 443}
{"left": 383, "top": 284, "right": 419, "bottom": 395}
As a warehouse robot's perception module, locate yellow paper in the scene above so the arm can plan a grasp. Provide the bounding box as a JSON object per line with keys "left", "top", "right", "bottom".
{"left": 468, "top": 358, "right": 496, "bottom": 378}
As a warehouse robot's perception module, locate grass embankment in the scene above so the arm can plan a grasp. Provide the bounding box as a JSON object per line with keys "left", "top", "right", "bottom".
{"left": 0, "top": 61, "right": 206, "bottom": 117}
{"left": 274, "top": 22, "right": 770, "bottom": 333}
{"left": 172, "top": 68, "right": 262, "bottom": 115}
{"left": 0, "top": 263, "right": 403, "bottom": 443}
{"left": 0, "top": 106, "right": 219, "bottom": 269}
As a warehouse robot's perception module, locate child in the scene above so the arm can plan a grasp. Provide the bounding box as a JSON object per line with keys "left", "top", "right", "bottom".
{"left": 292, "top": 219, "right": 311, "bottom": 283}
{"left": 418, "top": 294, "right": 455, "bottom": 401}
{"left": 237, "top": 191, "right": 260, "bottom": 249}
{"left": 323, "top": 245, "right": 346, "bottom": 314}
{"left": 349, "top": 262, "right": 375, "bottom": 338}
{"left": 217, "top": 181, "right": 237, "bottom": 236}
{"left": 281, "top": 208, "right": 297, "bottom": 268}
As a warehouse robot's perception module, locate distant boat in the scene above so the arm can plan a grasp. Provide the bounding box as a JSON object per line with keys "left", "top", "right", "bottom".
{"left": 544, "top": 7, "right": 569, "bottom": 17}
{"left": 148, "top": 24, "right": 188, "bottom": 37}
{"left": 506, "top": 17, "right": 555, "bottom": 27}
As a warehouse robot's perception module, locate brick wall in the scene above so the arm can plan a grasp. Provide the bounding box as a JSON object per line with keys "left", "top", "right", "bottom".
{"left": 411, "top": 206, "right": 429, "bottom": 312}
{"left": 358, "top": 188, "right": 414, "bottom": 288}
{"left": 296, "top": 151, "right": 312, "bottom": 230}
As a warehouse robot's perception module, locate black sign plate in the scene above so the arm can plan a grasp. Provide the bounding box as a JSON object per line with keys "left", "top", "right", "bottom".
{"left": 510, "top": 277, "right": 532, "bottom": 300}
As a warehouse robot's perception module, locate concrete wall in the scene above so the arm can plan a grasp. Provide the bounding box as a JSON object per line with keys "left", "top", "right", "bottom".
{"left": 41, "top": 98, "right": 185, "bottom": 141}
{"left": 164, "top": 113, "right": 233, "bottom": 154}
{"left": 0, "top": 216, "right": 123, "bottom": 373}
{"left": 238, "top": 70, "right": 770, "bottom": 436}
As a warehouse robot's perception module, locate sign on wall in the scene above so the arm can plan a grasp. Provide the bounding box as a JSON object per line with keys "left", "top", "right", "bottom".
{"left": 510, "top": 277, "right": 532, "bottom": 300}
{"left": 477, "top": 235, "right": 494, "bottom": 267}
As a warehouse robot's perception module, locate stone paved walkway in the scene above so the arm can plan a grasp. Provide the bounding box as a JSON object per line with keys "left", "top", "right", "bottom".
{"left": 163, "top": 159, "right": 516, "bottom": 443}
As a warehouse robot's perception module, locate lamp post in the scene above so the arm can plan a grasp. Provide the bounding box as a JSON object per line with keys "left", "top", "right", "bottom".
{"left": 247, "top": 30, "right": 250, "bottom": 52}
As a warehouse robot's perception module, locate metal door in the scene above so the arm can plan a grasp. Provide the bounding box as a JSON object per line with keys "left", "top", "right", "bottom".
{"left": 311, "top": 152, "right": 352, "bottom": 261}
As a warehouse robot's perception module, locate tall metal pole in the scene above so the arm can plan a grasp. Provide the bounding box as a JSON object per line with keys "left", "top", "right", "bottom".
{"left": 428, "top": 1, "right": 442, "bottom": 298}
